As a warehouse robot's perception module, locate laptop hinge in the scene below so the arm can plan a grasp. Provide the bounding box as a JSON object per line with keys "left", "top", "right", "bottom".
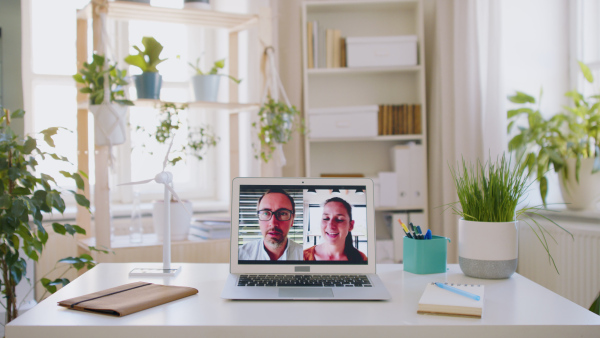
{"left": 295, "top": 266, "right": 310, "bottom": 272}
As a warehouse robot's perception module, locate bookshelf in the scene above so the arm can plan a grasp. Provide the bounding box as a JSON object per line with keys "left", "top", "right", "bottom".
{"left": 301, "top": 0, "right": 428, "bottom": 258}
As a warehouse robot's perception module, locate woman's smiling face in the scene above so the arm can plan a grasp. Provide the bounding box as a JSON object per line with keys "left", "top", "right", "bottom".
{"left": 320, "top": 201, "right": 354, "bottom": 246}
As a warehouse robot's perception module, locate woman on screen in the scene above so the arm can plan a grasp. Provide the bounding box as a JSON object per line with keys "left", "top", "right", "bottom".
{"left": 303, "top": 197, "right": 367, "bottom": 262}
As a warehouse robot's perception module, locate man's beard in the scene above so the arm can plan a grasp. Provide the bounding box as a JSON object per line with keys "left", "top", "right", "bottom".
{"left": 265, "top": 228, "right": 286, "bottom": 248}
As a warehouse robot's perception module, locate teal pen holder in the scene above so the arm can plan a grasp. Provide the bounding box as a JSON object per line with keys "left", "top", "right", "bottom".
{"left": 403, "top": 235, "right": 450, "bottom": 274}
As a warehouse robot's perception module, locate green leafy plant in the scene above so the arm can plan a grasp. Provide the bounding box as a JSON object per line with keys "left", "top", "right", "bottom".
{"left": 0, "top": 108, "right": 105, "bottom": 324}
{"left": 188, "top": 57, "right": 241, "bottom": 84}
{"left": 253, "top": 96, "right": 305, "bottom": 163}
{"left": 507, "top": 61, "right": 600, "bottom": 206}
{"left": 124, "top": 36, "right": 167, "bottom": 73}
{"left": 73, "top": 53, "right": 133, "bottom": 106}
{"left": 135, "top": 102, "right": 219, "bottom": 166}
{"left": 447, "top": 153, "right": 572, "bottom": 273}
{"left": 590, "top": 291, "right": 600, "bottom": 315}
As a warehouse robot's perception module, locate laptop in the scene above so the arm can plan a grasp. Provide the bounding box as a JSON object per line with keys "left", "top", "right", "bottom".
{"left": 221, "top": 177, "right": 391, "bottom": 300}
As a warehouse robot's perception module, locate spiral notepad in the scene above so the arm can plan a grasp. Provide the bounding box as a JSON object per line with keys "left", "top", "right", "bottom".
{"left": 417, "top": 282, "right": 484, "bottom": 318}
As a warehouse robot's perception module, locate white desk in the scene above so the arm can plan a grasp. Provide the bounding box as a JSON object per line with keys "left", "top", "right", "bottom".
{"left": 7, "top": 263, "right": 600, "bottom": 337}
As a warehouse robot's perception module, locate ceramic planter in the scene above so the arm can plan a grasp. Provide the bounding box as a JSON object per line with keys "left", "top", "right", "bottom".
{"left": 88, "top": 103, "right": 128, "bottom": 146}
{"left": 458, "top": 219, "right": 518, "bottom": 279}
{"left": 191, "top": 74, "right": 220, "bottom": 102}
{"left": 134, "top": 72, "right": 162, "bottom": 99}
{"left": 558, "top": 158, "right": 600, "bottom": 210}
{"left": 152, "top": 200, "right": 193, "bottom": 242}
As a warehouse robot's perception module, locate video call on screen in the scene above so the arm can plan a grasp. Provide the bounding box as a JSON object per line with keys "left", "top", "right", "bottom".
{"left": 238, "top": 185, "right": 368, "bottom": 265}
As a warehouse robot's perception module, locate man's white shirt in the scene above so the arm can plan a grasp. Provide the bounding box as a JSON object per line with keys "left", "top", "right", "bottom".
{"left": 238, "top": 238, "right": 303, "bottom": 260}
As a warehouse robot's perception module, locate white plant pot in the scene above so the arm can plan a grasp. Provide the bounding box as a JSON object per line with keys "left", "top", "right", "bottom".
{"left": 191, "top": 74, "right": 220, "bottom": 102}
{"left": 152, "top": 200, "right": 193, "bottom": 242}
{"left": 458, "top": 219, "right": 518, "bottom": 279}
{"left": 89, "top": 103, "right": 128, "bottom": 146}
{"left": 558, "top": 157, "right": 600, "bottom": 210}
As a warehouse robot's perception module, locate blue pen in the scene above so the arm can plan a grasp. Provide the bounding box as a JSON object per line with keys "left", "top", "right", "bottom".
{"left": 416, "top": 225, "right": 422, "bottom": 235}
{"left": 425, "top": 229, "right": 432, "bottom": 239}
{"left": 435, "top": 282, "right": 480, "bottom": 301}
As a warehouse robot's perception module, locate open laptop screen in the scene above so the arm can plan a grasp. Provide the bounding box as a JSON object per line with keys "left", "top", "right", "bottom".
{"left": 237, "top": 185, "right": 368, "bottom": 265}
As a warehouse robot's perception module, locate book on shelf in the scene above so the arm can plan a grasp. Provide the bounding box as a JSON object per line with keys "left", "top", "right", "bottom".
{"left": 340, "top": 37, "right": 347, "bottom": 67}
{"left": 307, "top": 21, "right": 314, "bottom": 69}
{"left": 313, "top": 21, "right": 319, "bottom": 68}
{"left": 377, "top": 104, "right": 422, "bottom": 136}
{"left": 417, "top": 282, "right": 485, "bottom": 318}
{"left": 325, "top": 28, "right": 345, "bottom": 68}
{"left": 326, "top": 29, "right": 334, "bottom": 68}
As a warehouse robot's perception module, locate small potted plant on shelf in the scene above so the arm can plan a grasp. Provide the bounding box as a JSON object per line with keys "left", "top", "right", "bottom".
{"left": 134, "top": 102, "right": 219, "bottom": 240}
{"left": 187, "top": 57, "right": 241, "bottom": 102}
{"left": 73, "top": 53, "right": 133, "bottom": 146}
{"left": 507, "top": 61, "right": 600, "bottom": 210}
{"left": 0, "top": 108, "right": 107, "bottom": 323}
{"left": 447, "top": 153, "right": 572, "bottom": 279}
{"left": 253, "top": 96, "right": 305, "bottom": 163}
{"left": 124, "top": 36, "right": 167, "bottom": 100}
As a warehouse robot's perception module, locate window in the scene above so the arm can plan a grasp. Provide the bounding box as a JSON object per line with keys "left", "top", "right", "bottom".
{"left": 22, "top": 0, "right": 254, "bottom": 209}
{"left": 575, "top": 0, "right": 600, "bottom": 96}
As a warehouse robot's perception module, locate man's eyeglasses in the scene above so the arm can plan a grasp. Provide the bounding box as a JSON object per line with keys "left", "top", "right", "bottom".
{"left": 257, "top": 209, "right": 294, "bottom": 221}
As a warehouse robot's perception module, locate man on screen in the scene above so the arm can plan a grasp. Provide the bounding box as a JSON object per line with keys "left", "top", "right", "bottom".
{"left": 238, "top": 189, "right": 303, "bottom": 261}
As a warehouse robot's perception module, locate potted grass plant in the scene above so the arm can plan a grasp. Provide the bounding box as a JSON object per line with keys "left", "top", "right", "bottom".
{"left": 187, "top": 58, "right": 241, "bottom": 102}
{"left": 508, "top": 61, "right": 600, "bottom": 210}
{"left": 124, "top": 36, "right": 167, "bottom": 100}
{"left": 447, "top": 153, "right": 572, "bottom": 278}
{"left": 73, "top": 53, "right": 133, "bottom": 146}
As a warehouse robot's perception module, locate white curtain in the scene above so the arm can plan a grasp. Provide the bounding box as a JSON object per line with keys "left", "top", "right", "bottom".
{"left": 427, "top": 0, "right": 505, "bottom": 262}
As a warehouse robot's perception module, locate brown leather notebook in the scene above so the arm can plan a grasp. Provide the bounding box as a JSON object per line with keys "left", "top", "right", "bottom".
{"left": 58, "top": 281, "right": 198, "bottom": 316}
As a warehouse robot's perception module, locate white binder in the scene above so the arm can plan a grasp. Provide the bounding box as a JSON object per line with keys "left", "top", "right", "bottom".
{"left": 378, "top": 172, "right": 397, "bottom": 207}
{"left": 391, "top": 144, "right": 411, "bottom": 206}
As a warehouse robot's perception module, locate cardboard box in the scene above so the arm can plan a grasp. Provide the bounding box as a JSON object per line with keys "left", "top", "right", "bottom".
{"left": 346, "top": 35, "right": 418, "bottom": 68}
{"left": 308, "top": 105, "right": 378, "bottom": 138}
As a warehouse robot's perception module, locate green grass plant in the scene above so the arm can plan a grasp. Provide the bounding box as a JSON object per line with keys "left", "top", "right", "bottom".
{"left": 447, "top": 153, "right": 573, "bottom": 273}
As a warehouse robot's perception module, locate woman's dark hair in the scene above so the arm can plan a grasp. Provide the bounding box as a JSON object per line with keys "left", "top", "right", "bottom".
{"left": 257, "top": 188, "right": 295, "bottom": 214}
{"left": 323, "top": 197, "right": 364, "bottom": 262}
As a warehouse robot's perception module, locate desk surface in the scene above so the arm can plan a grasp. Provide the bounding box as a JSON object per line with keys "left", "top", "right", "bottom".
{"left": 7, "top": 263, "right": 600, "bottom": 338}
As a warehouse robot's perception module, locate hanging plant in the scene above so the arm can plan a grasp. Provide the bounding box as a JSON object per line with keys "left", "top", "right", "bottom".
{"left": 73, "top": 53, "right": 133, "bottom": 106}
{"left": 253, "top": 96, "right": 305, "bottom": 163}
{"left": 135, "top": 102, "right": 219, "bottom": 166}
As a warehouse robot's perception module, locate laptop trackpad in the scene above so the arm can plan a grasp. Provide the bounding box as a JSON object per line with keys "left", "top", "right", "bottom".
{"left": 279, "top": 288, "right": 334, "bottom": 298}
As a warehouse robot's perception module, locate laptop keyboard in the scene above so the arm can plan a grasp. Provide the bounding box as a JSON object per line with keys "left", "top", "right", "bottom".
{"left": 237, "top": 274, "right": 372, "bottom": 287}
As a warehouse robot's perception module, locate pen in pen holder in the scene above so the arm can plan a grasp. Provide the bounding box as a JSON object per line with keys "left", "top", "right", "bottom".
{"left": 403, "top": 235, "right": 450, "bottom": 274}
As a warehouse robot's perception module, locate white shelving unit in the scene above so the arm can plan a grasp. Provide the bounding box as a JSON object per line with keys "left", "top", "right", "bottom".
{"left": 301, "top": 0, "right": 428, "bottom": 257}
{"left": 74, "top": 0, "right": 270, "bottom": 257}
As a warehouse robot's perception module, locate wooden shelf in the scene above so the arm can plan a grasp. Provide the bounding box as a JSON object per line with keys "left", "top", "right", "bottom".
{"left": 308, "top": 134, "right": 424, "bottom": 143}
{"left": 79, "top": 1, "right": 258, "bottom": 32}
{"left": 307, "top": 65, "right": 422, "bottom": 75}
{"left": 77, "top": 99, "right": 260, "bottom": 113}
{"left": 78, "top": 233, "right": 227, "bottom": 250}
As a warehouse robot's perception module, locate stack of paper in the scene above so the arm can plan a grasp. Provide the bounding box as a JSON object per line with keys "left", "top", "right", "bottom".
{"left": 190, "top": 215, "right": 231, "bottom": 240}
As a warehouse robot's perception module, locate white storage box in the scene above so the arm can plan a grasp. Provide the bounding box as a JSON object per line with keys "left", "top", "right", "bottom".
{"left": 308, "top": 105, "right": 378, "bottom": 139}
{"left": 346, "top": 35, "right": 418, "bottom": 68}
